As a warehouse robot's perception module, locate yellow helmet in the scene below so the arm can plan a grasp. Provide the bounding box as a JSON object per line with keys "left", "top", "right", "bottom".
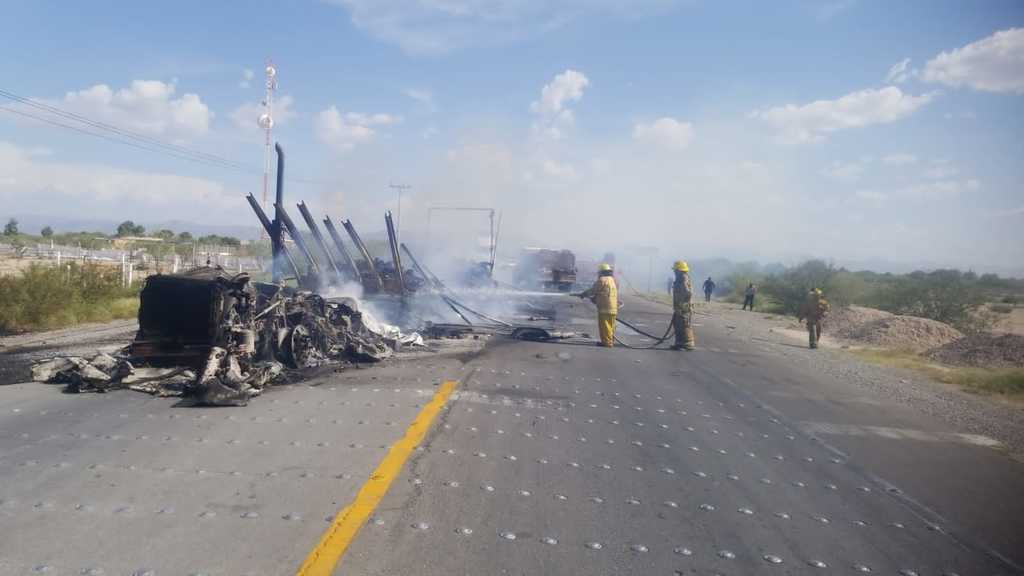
{"left": 814, "top": 288, "right": 823, "bottom": 294}
{"left": 598, "top": 263, "right": 612, "bottom": 272}
{"left": 673, "top": 260, "right": 689, "bottom": 272}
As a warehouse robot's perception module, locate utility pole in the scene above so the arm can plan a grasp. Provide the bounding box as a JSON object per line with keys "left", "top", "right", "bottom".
{"left": 257, "top": 61, "right": 277, "bottom": 239}
{"left": 388, "top": 183, "right": 412, "bottom": 243}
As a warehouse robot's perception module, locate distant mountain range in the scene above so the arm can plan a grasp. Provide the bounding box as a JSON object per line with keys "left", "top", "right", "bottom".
{"left": 8, "top": 213, "right": 1020, "bottom": 278}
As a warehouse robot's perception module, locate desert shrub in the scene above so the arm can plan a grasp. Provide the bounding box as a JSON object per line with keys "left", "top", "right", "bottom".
{"left": 759, "top": 260, "right": 836, "bottom": 315}
{"left": 724, "top": 274, "right": 758, "bottom": 303}
{"left": 824, "top": 270, "right": 874, "bottom": 308}
{"left": 870, "top": 269, "right": 992, "bottom": 333}
{"left": 0, "top": 263, "right": 138, "bottom": 334}
{"left": 990, "top": 303, "right": 1014, "bottom": 314}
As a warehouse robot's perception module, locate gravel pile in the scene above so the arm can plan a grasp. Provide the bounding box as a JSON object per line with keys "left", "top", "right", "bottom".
{"left": 824, "top": 305, "right": 962, "bottom": 352}
{"left": 926, "top": 333, "right": 1024, "bottom": 368}
{"left": 824, "top": 306, "right": 894, "bottom": 340}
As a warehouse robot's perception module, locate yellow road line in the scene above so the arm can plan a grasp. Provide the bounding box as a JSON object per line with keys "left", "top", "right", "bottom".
{"left": 296, "top": 380, "right": 457, "bottom": 576}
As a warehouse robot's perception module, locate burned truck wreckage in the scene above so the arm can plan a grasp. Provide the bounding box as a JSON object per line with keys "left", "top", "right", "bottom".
{"left": 32, "top": 267, "right": 399, "bottom": 405}
{"left": 30, "top": 143, "right": 579, "bottom": 405}
{"left": 30, "top": 145, "right": 423, "bottom": 405}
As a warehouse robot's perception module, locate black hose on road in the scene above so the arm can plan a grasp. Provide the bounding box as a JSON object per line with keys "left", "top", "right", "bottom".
{"left": 612, "top": 315, "right": 676, "bottom": 350}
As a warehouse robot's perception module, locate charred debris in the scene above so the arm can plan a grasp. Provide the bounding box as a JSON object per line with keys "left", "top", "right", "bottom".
{"left": 30, "top": 144, "right": 576, "bottom": 406}
{"left": 32, "top": 267, "right": 399, "bottom": 406}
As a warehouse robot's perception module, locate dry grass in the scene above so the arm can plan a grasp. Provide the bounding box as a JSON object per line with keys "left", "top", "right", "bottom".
{"left": 850, "top": 348, "right": 1024, "bottom": 398}
{"left": 0, "top": 263, "right": 139, "bottom": 334}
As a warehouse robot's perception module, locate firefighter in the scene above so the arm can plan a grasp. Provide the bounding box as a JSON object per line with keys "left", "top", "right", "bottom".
{"left": 671, "top": 260, "right": 696, "bottom": 350}
{"left": 577, "top": 263, "right": 619, "bottom": 347}
{"left": 797, "top": 288, "right": 831, "bottom": 349}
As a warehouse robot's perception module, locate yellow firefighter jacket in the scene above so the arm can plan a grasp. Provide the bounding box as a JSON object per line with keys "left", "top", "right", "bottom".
{"left": 673, "top": 272, "right": 693, "bottom": 313}
{"left": 583, "top": 276, "right": 618, "bottom": 315}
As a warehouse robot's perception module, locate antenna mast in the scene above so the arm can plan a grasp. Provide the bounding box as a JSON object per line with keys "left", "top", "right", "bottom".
{"left": 258, "top": 61, "right": 277, "bottom": 218}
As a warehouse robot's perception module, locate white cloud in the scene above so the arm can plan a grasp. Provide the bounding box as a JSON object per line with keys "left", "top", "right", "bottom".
{"left": 532, "top": 70, "right": 589, "bottom": 116}
{"left": 922, "top": 28, "right": 1024, "bottom": 93}
{"left": 853, "top": 178, "right": 979, "bottom": 203}
{"left": 886, "top": 58, "right": 912, "bottom": 83}
{"left": 904, "top": 179, "right": 979, "bottom": 197}
{"left": 46, "top": 80, "right": 213, "bottom": 139}
{"left": 632, "top": 117, "right": 694, "bottom": 149}
{"left": 0, "top": 141, "right": 238, "bottom": 216}
{"left": 820, "top": 160, "right": 866, "bottom": 181}
{"left": 315, "top": 106, "right": 401, "bottom": 152}
{"left": 816, "top": 0, "right": 856, "bottom": 21}
{"left": 882, "top": 153, "right": 917, "bottom": 166}
{"left": 328, "top": 0, "right": 679, "bottom": 55}
{"left": 751, "top": 86, "right": 934, "bottom": 143}
{"left": 230, "top": 95, "right": 297, "bottom": 131}
{"left": 239, "top": 68, "right": 254, "bottom": 89}
{"left": 404, "top": 88, "right": 433, "bottom": 105}
{"left": 531, "top": 69, "right": 589, "bottom": 139}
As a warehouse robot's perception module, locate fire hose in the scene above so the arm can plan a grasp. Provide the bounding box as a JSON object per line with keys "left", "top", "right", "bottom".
{"left": 612, "top": 315, "right": 676, "bottom": 349}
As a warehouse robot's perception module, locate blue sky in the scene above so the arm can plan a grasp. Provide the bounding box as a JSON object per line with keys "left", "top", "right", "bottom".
{"left": 1, "top": 0, "right": 1022, "bottom": 272}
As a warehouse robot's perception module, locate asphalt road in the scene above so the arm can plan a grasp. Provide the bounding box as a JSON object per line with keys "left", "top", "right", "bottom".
{"left": 1, "top": 295, "right": 1022, "bottom": 575}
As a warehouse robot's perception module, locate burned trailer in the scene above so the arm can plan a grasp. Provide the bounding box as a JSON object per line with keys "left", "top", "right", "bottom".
{"left": 130, "top": 267, "right": 259, "bottom": 366}
{"left": 95, "top": 267, "right": 392, "bottom": 405}
{"left": 131, "top": 267, "right": 391, "bottom": 368}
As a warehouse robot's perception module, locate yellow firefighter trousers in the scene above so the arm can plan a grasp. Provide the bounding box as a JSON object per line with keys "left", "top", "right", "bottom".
{"left": 807, "top": 320, "right": 822, "bottom": 348}
{"left": 673, "top": 310, "right": 696, "bottom": 349}
{"left": 598, "top": 313, "right": 616, "bottom": 347}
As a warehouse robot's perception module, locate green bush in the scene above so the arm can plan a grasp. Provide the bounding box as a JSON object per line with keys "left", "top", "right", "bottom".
{"left": 748, "top": 262, "right": 996, "bottom": 333}
{"left": 0, "top": 263, "right": 138, "bottom": 334}
{"left": 870, "top": 269, "right": 991, "bottom": 332}
{"left": 759, "top": 260, "right": 836, "bottom": 315}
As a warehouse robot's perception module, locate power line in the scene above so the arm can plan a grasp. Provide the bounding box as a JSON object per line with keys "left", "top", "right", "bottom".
{"left": 0, "top": 87, "right": 333, "bottom": 186}
{"left": 0, "top": 105, "right": 251, "bottom": 170}
{"left": 0, "top": 88, "right": 249, "bottom": 170}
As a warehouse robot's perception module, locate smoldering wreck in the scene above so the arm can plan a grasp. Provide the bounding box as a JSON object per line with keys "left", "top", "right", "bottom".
{"left": 30, "top": 144, "right": 577, "bottom": 406}
{"left": 31, "top": 145, "right": 428, "bottom": 406}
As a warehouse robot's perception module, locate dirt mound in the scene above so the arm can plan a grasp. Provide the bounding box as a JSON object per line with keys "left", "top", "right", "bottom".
{"left": 824, "top": 306, "right": 894, "bottom": 339}
{"left": 926, "top": 333, "right": 1024, "bottom": 368}
{"left": 853, "top": 316, "right": 963, "bottom": 352}
{"left": 824, "top": 305, "right": 962, "bottom": 352}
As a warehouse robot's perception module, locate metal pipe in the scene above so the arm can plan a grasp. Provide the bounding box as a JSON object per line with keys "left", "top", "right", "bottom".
{"left": 276, "top": 203, "right": 321, "bottom": 280}
{"left": 400, "top": 243, "right": 440, "bottom": 290}
{"left": 385, "top": 211, "right": 405, "bottom": 293}
{"left": 491, "top": 211, "right": 502, "bottom": 277}
{"left": 271, "top": 143, "right": 285, "bottom": 282}
{"left": 247, "top": 193, "right": 300, "bottom": 282}
{"left": 323, "top": 216, "right": 361, "bottom": 283}
{"left": 297, "top": 201, "right": 342, "bottom": 282}
{"left": 342, "top": 219, "right": 383, "bottom": 291}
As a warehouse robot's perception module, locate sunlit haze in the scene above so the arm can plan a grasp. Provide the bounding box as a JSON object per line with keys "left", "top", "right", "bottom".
{"left": 2, "top": 1, "right": 1022, "bottom": 274}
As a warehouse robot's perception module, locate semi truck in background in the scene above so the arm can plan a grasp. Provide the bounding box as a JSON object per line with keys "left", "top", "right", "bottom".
{"left": 515, "top": 248, "right": 577, "bottom": 292}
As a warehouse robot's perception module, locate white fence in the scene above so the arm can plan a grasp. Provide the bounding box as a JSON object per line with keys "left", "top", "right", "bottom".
{"left": 0, "top": 242, "right": 267, "bottom": 284}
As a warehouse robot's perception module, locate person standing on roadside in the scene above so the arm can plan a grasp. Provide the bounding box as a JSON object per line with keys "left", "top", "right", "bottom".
{"left": 798, "top": 288, "right": 831, "bottom": 349}
{"left": 702, "top": 276, "right": 716, "bottom": 302}
{"left": 671, "top": 261, "right": 696, "bottom": 350}
{"left": 577, "top": 263, "right": 619, "bottom": 347}
{"left": 742, "top": 283, "right": 757, "bottom": 311}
